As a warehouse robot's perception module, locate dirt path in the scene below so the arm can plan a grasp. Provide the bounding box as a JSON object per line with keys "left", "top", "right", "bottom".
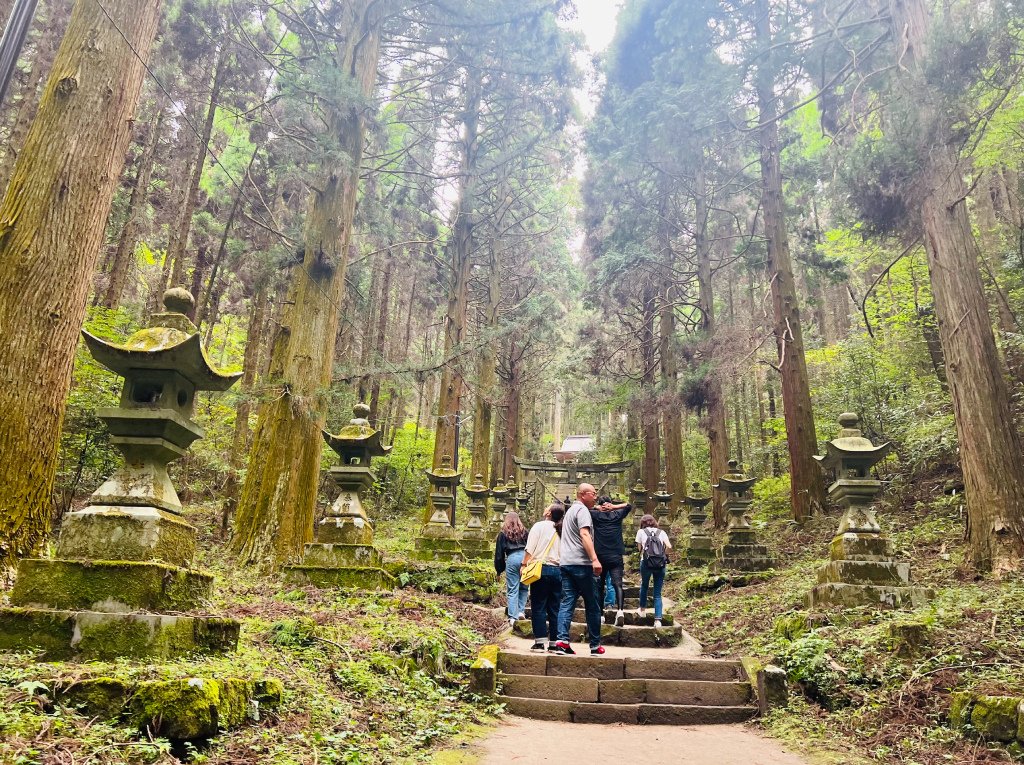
{"left": 473, "top": 717, "right": 809, "bottom": 765}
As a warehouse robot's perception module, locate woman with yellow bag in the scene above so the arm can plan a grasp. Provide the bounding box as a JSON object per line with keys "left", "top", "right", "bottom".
{"left": 521, "top": 504, "right": 565, "bottom": 652}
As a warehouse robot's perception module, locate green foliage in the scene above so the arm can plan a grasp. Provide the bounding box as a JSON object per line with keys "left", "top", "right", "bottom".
{"left": 753, "top": 475, "right": 792, "bottom": 521}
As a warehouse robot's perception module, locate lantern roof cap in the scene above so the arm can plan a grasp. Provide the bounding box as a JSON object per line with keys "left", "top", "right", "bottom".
{"left": 322, "top": 403, "right": 391, "bottom": 457}
{"left": 815, "top": 413, "right": 890, "bottom": 469}
{"left": 81, "top": 289, "right": 240, "bottom": 391}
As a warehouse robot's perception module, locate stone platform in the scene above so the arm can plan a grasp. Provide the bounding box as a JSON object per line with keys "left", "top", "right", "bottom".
{"left": 0, "top": 608, "right": 239, "bottom": 661}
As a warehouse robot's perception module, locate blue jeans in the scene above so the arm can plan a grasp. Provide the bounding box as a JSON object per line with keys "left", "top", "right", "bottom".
{"left": 505, "top": 549, "right": 529, "bottom": 618}
{"left": 639, "top": 560, "right": 665, "bottom": 619}
{"left": 529, "top": 565, "right": 561, "bottom": 642}
{"left": 602, "top": 571, "right": 616, "bottom": 607}
{"left": 557, "top": 564, "right": 603, "bottom": 649}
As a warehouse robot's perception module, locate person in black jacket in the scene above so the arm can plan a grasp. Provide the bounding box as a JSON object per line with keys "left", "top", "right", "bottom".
{"left": 494, "top": 511, "right": 529, "bottom": 625}
{"left": 592, "top": 496, "right": 632, "bottom": 627}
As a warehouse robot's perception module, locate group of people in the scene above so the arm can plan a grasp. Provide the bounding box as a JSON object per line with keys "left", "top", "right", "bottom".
{"left": 493, "top": 482, "right": 672, "bottom": 656}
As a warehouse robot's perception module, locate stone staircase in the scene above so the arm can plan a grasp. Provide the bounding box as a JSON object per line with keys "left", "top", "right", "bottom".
{"left": 518, "top": 587, "right": 683, "bottom": 648}
{"left": 496, "top": 650, "right": 758, "bottom": 724}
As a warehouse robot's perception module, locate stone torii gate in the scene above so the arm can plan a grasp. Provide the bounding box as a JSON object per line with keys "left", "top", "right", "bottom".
{"left": 512, "top": 457, "right": 633, "bottom": 520}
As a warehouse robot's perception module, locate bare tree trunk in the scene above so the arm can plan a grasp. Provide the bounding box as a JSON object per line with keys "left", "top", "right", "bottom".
{"left": 755, "top": 0, "right": 825, "bottom": 523}
{"left": 0, "top": 0, "right": 162, "bottom": 572}
{"left": 368, "top": 252, "right": 393, "bottom": 423}
{"left": 101, "top": 104, "right": 165, "bottom": 309}
{"left": 472, "top": 237, "right": 502, "bottom": 486}
{"left": 640, "top": 283, "right": 660, "bottom": 512}
{"left": 433, "top": 68, "right": 481, "bottom": 469}
{"left": 659, "top": 271, "right": 685, "bottom": 518}
{"left": 168, "top": 45, "right": 227, "bottom": 290}
{"left": 232, "top": 2, "right": 385, "bottom": 568}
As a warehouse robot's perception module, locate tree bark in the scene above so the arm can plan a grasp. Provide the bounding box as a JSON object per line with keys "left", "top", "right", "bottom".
{"left": 696, "top": 170, "right": 729, "bottom": 527}
{"left": 887, "top": 0, "right": 1024, "bottom": 573}
{"left": 659, "top": 273, "right": 685, "bottom": 518}
{"left": 755, "top": 0, "right": 825, "bottom": 523}
{"left": 231, "top": 2, "right": 385, "bottom": 568}
{"left": 640, "top": 282, "right": 660, "bottom": 512}
{"left": 168, "top": 45, "right": 227, "bottom": 291}
{"left": 102, "top": 104, "right": 165, "bottom": 309}
{"left": 368, "top": 252, "right": 393, "bottom": 423}
{"left": 0, "top": 0, "right": 162, "bottom": 572}
{"left": 471, "top": 236, "right": 502, "bottom": 486}
{"left": 432, "top": 68, "right": 481, "bottom": 469}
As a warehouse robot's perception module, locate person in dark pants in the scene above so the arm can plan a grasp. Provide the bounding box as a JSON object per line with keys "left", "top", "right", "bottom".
{"left": 523, "top": 504, "right": 565, "bottom": 651}
{"left": 592, "top": 496, "right": 632, "bottom": 627}
{"left": 635, "top": 514, "right": 672, "bottom": 628}
{"left": 554, "top": 483, "right": 605, "bottom": 656}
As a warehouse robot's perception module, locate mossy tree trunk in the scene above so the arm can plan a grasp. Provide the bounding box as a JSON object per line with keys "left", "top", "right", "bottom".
{"left": 0, "top": 0, "right": 162, "bottom": 573}
{"left": 755, "top": 0, "right": 825, "bottom": 524}
{"left": 640, "top": 282, "right": 660, "bottom": 512}
{"left": 231, "top": 1, "right": 385, "bottom": 568}
{"left": 890, "top": 0, "right": 1024, "bottom": 574}
{"left": 658, "top": 258, "right": 685, "bottom": 518}
{"left": 471, "top": 235, "right": 502, "bottom": 487}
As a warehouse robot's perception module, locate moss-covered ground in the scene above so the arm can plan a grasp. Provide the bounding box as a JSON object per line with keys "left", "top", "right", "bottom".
{"left": 0, "top": 506, "right": 505, "bottom": 764}
{"left": 671, "top": 473, "right": 1024, "bottom": 765}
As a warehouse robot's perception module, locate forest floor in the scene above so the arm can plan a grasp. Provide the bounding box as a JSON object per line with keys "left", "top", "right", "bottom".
{"left": 3, "top": 471, "right": 1023, "bottom": 764}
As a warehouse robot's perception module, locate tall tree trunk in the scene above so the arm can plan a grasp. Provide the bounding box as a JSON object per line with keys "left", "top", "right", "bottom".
{"left": 102, "top": 104, "right": 165, "bottom": 309}
{"left": 658, "top": 265, "right": 684, "bottom": 517}
{"left": 696, "top": 167, "right": 729, "bottom": 527}
{"left": 433, "top": 68, "right": 481, "bottom": 469}
{"left": 168, "top": 45, "right": 227, "bottom": 290}
{"left": 231, "top": 2, "right": 385, "bottom": 569}
{"left": 501, "top": 340, "right": 524, "bottom": 482}
{"left": 472, "top": 237, "right": 502, "bottom": 486}
{"left": 368, "top": 252, "right": 393, "bottom": 423}
{"left": 0, "top": 0, "right": 70, "bottom": 192}
{"left": 890, "top": 0, "right": 1024, "bottom": 574}
{"left": 640, "top": 283, "right": 660, "bottom": 512}
{"left": 755, "top": 0, "right": 825, "bottom": 523}
{"left": 0, "top": 0, "right": 162, "bottom": 572}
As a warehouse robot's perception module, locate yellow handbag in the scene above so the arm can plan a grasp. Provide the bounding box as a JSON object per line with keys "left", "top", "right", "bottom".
{"left": 521, "top": 533, "right": 557, "bottom": 585}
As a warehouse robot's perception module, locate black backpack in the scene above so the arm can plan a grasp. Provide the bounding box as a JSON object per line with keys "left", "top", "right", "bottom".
{"left": 642, "top": 528, "right": 668, "bottom": 569}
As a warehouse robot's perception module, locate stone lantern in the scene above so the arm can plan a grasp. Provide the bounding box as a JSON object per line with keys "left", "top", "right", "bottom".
{"left": 488, "top": 480, "right": 510, "bottom": 533}
{"left": 515, "top": 482, "right": 531, "bottom": 520}
{"left": 285, "top": 403, "right": 395, "bottom": 589}
{"left": 0, "top": 289, "right": 240, "bottom": 659}
{"left": 503, "top": 476, "right": 519, "bottom": 518}
{"left": 628, "top": 478, "right": 648, "bottom": 532}
{"left": 460, "top": 474, "right": 494, "bottom": 560}
{"left": 805, "top": 414, "right": 932, "bottom": 609}
{"left": 682, "top": 482, "right": 715, "bottom": 566}
{"left": 652, "top": 477, "right": 672, "bottom": 526}
{"left": 711, "top": 460, "right": 774, "bottom": 573}
{"left": 413, "top": 455, "right": 464, "bottom": 562}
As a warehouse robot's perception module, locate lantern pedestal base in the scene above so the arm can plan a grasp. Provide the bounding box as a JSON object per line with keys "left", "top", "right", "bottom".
{"left": 0, "top": 607, "right": 238, "bottom": 661}
{"left": 10, "top": 559, "right": 212, "bottom": 613}
{"left": 283, "top": 565, "right": 395, "bottom": 590}
{"left": 413, "top": 525, "right": 465, "bottom": 562}
{"left": 55, "top": 505, "right": 197, "bottom": 567}
{"left": 805, "top": 532, "right": 932, "bottom": 609}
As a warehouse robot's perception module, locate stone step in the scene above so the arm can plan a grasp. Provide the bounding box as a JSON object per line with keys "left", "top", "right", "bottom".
{"left": 497, "top": 652, "right": 746, "bottom": 682}
{"left": 513, "top": 619, "right": 683, "bottom": 648}
{"left": 500, "top": 674, "right": 752, "bottom": 706}
{"left": 524, "top": 607, "right": 674, "bottom": 627}
{"left": 498, "top": 696, "right": 757, "bottom": 724}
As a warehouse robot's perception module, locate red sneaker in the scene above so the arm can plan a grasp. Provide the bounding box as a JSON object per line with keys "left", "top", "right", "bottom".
{"left": 553, "top": 641, "right": 575, "bottom": 655}
{"left": 591, "top": 645, "right": 606, "bottom": 655}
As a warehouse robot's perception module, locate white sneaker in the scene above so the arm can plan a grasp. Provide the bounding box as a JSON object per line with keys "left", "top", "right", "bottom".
{"left": 508, "top": 616, "right": 516, "bottom": 626}
{"left": 615, "top": 610, "right": 625, "bottom": 627}
{"left": 654, "top": 619, "right": 662, "bottom": 628}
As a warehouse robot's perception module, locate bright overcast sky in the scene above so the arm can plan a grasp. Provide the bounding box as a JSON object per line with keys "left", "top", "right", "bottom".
{"left": 571, "top": 0, "right": 625, "bottom": 54}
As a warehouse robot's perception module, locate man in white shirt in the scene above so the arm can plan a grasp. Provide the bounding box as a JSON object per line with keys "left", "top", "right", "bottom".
{"left": 553, "top": 483, "right": 606, "bottom": 655}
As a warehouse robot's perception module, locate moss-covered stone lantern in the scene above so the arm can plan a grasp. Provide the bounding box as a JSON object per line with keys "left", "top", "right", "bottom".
{"left": 285, "top": 403, "right": 395, "bottom": 590}
{"left": 711, "top": 460, "right": 774, "bottom": 573}
{"left": 805, "top": 414, "right": 932, "bottom": 609}
{"left": 683, "top": 482, "right": 715, "bottom": 566}
{"left": 515, "top": 482, "right": 531, "bottom": 520}
{"left": 503, "top": 476, "right": 519, "bottom": 519}
{"left": 460, "top": 474, "right": 493, "bottom": 561}
{"left": 489, "top": 480, "right": 510, "bottom": 533}
{"left": 413, "top": 455, "right": 464, "bottom": 562}
{"left": 0, "top": 289, "right": 241, "bottom": 660}
{"left": 652, "top": 477, "right": 672, "bottom": 525}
